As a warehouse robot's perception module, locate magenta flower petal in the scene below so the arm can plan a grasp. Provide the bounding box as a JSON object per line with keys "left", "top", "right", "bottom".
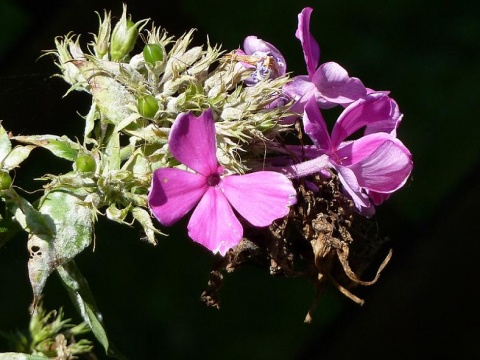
{"left": 168, "top": 109, "right": 218, "bottom": 176}
{"left": 331, "top": 93, "right": 401, "bottom": 147}
{"left": 311, "top": 62, "right": 367, "bottom": 105}
{"left": 296, "top": 7, "right": 320, "bottom": 78}
{"left": 335, "top": 164, "right": 374, "bottom": 215}
{"left": 149, "top": 106, "right": 298, "bottom": 255}
{"left": 149, "top": 168, "right": 207, "bottom": 226}
{"left": 303, "top": 96, "right": 331, "bottom": 152}
{"left": 347, "top": 136, "right": 413, "bottom": 193}
{"left": 283, "top": 75, "right": 316, "bottom": 102}
{"left": 243, "top": 36, "right": 276, "bottom": 55}
{"left": 336, "top": 132, "right": 394, "bottom": 165}
{"left": 221, "top": 172, "right": 297, "bottom": 227}
{"left": 368, "top": 191, "right": 391, "bottom": 206}
{"left": 188, "top": 186, "right": 243, "bottom": 256}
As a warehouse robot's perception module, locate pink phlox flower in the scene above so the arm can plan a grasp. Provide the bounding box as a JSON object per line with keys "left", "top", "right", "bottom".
{"left": 234, "top": 36, "right": 286, "bottom": 85}
{"left": 283, "top": 7, "right": 367, "bottom": 113}
{"left": 301, "top": 93, "right": 412, "bottom": 216}
{"left": 148, "top": 109, "right": 297, "bottom": 255}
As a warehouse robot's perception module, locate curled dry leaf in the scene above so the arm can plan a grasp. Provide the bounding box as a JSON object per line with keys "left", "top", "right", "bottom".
{"left": 201, "top": 174, "right": 392, "bottom": 321}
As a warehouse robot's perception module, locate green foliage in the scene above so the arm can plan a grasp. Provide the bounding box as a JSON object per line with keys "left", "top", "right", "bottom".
{"left": 0, "top": 301, "right": 92, "bottom": 359}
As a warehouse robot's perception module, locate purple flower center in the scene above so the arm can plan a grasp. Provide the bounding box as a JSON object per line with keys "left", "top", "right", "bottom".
{"left": 207, "top": 173, "right": 221, "bottom": 186}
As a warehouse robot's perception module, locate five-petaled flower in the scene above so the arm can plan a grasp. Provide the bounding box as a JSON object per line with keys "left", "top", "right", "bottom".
{"left": 298, "top": 93, "right": 413, "bottom": 216}
{"left": 283, "top": 7, "right": 367, "bottom": 113}
{"left": 148, "top": 109, "right": 297, "bottom": 255}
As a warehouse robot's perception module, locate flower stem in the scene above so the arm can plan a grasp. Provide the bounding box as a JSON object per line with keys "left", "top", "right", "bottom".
{"left": 268, "top": 154, "right": 330, "bottom": 179}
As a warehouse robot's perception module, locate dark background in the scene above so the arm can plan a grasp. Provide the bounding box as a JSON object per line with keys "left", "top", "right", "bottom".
{"left": 1, "top": 0, "right": 479, "bottom": 358}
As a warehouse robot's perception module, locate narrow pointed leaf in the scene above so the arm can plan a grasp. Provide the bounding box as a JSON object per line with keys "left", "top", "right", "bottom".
{"left": 12, "top": 134, "right": 81, "bottom": 161}
{"left": 57, "top": 261, "right": 128, "bottom": 360}
{"left": 102, "top": 130, "right": 121, "bottom": 174}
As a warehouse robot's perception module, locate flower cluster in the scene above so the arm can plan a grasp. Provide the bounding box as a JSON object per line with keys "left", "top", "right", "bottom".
{"left": 0, "top": 5, "right": 414, "bottom": 350}
{"left": 148, "top": 6, "right": 412, "bottom": 254}
{"left": 282, "top": 8, "right": 412, "bottom": 215}
{"left": 4, "top": 3, "right": 412, "bottom": 303}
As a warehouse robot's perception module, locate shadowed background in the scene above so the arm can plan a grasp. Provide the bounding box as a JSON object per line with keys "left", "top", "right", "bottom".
{"left": 1, "top": 0, "right": 479, "bottom": 358}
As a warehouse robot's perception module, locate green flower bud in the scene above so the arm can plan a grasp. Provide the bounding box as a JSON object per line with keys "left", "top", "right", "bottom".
{"left": 0, "top": 170, "right": 12, "bottom": 190}
{"left": 94, "top": 10, "right": 112, "bottom": 58}
{"left": 143, "top": 43, "right": 164, "bottom": 65}
{"left": 110, "top": 5, "right": 149, "bottom": 61}
{"left": 75, "top": 155, "right": 96, "bottom": 173}
{"left": 137, "top": 95, "right": 159, "bottom": 119}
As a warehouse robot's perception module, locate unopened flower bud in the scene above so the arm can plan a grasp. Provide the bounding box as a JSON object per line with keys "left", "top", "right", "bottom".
{"left": 0, "top": 170, "right": 12, "bottom": 190}
{"left": 110, "top": 5, "right": 149, "bottom": 61}
{"left": 137, "top": 95, "right": 159, "bottom": 119}
{"left": 75, "top": 154, "right": 96, "bottom": 173}
{"left": 94, "top": 10, "right": 112, "bottom": 58}
{"left": 143, "top": 43, "right": 164, "bottom": 65}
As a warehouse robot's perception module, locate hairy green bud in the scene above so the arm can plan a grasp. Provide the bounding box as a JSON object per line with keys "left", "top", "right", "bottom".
{"left": 110, "top": 4, "right": 148, "bottom": 61}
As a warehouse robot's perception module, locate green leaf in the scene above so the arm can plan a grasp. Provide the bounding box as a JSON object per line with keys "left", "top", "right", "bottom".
{"left": 105, "top": 203, "right": 131, "bottom": 223}
{"left": 101, "top": 130, "right": 121, "bottom": 174}
{"left": 0, "top": 126, "right": 35, "bottom": 170}
{"left": 12, "top": 134, "right": 80, "bottom": 161}
{"left": 0, "top": 125, "right": 12, "bottom": 162}
{"left": 84, "top": 102, "right": 98, "bottom": 143}
{"left": 27, "top": 190, "right": 94, "bottom": 304}
{"left": 46, "top": 139, "right": 79, "bottom": 161}
{"left": 3, "top": 188, "right": 55, "bottom": 236}
{"left": 131, "top": 206, "right": 161, "bottom": 245}
{"left": 121, "top": 148, "right": 150, "bottom": 175}
{"left": 71, "top": 59, "right": 139, "bottom": 128}
{"left": 2, "top": 145, "right": 36, "bottom": 170}
{"left": 56, "top": 261, "right": 127, "bottom": 360}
